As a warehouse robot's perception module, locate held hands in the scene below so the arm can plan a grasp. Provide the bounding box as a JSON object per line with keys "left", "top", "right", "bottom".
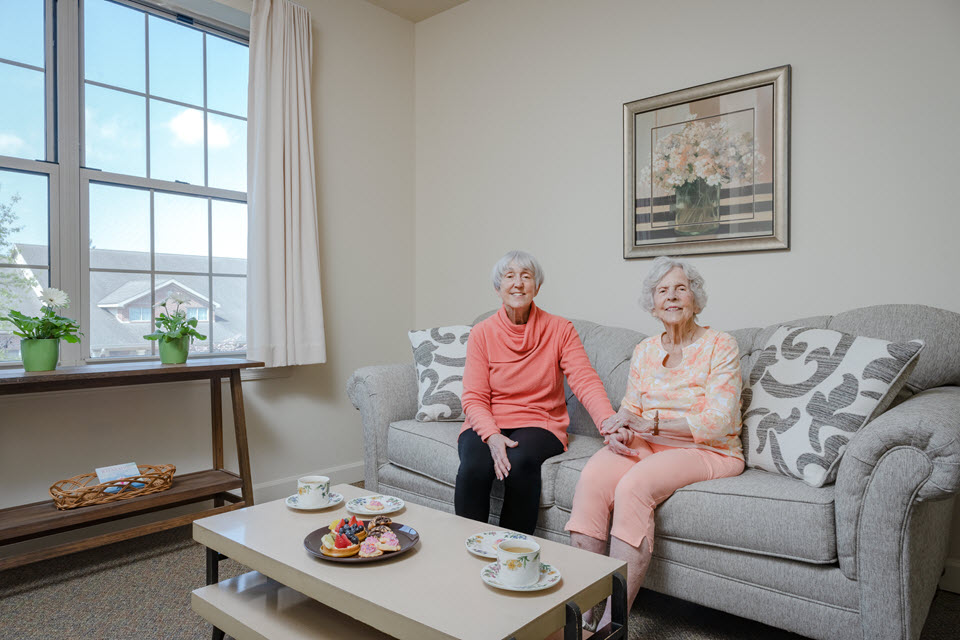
{"left": 599, "top": 408, "right": 655, "bottom": 435}
{"left": 604, "top": 427, "right": 640, "bottom": 457}
{"left": 486, "top": 433, "right": 518, "bottom": 480}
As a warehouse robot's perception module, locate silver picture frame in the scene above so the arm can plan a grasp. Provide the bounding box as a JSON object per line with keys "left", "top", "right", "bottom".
{"left": 623, "top": 65, "right": 790, "bottom": 259}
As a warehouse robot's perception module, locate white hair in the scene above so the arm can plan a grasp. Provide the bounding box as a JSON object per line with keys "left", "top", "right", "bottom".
{"left": 639, "top": 256, "right": 708, "bottom": 315}
{"left": 491, "top": 250, "right": 545, "bottom": 290}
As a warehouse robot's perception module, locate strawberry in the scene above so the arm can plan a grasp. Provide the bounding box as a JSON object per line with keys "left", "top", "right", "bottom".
{"left": 335, "top": 533, "right": 351, "bottom": 549}
{"left": 349, "top": 515, "right": 359, "bottom": 527}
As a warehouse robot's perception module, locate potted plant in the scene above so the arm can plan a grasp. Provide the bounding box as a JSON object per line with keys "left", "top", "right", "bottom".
{"left": 143, "top": 298, "right": 207, "bottom": 364}
{"left": 0, "top": 288, "right": 82, "bottom": 372}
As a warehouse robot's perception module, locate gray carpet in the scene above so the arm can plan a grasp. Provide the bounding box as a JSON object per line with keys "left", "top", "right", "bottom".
{"left": 0, "top": 525, "right": 957, "bottom": 639}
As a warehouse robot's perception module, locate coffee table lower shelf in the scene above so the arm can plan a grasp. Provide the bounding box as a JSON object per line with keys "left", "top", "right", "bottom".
{"left": 193, "top": 570, "right": 394, "bottom": 640}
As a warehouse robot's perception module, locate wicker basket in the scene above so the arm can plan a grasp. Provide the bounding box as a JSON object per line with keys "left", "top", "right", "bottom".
{"left": 49, "top": 464, "right": 176, "bottom": 510}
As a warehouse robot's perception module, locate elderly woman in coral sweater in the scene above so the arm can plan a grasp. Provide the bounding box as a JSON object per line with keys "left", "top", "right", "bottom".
{"left": 565, "top": 256, "right": 745, "bottom": 632}
{"left": 455, "top": 250, "right": 616, "bottom": 534}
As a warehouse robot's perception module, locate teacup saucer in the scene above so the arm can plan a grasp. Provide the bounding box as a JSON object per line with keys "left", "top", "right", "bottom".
{"left": 480, "top": 562, "right": 562, "bottom": 592}
{"left": 465, "top": 531, "right": 530, "bottom": 559}
{"left": 285, "top": 492, "right": 343, "bottom": 511}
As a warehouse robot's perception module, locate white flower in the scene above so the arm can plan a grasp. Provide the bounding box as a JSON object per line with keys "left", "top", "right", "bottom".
{"left": 40, "top": 287, "right": 69, "bottom": 308}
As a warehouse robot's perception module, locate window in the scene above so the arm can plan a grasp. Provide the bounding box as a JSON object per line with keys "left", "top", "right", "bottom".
{"left": 0, "top": 0, "right": 56, "bottom": 362}
{"left": 128, "top": 306, "right": 150, "bottom": 322}
{"left": 0, "top": 0, "right": 248, "bottom": 365}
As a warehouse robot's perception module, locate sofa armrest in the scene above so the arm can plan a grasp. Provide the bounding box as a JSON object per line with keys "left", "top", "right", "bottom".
{"left": 835, "top": 386, "right": 960, "bottom": 581}
{"left": 346, "top": 364, "right": 418, "bottom": 491}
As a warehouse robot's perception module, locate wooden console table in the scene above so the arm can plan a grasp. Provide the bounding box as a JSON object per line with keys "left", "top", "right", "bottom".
{"left": 0, "top": 358, "right": 263, "bottom": 570}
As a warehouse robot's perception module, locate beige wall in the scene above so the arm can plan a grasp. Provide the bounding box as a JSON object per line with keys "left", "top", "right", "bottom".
{"left": 414, "top": 0, "right": 960, "bottom": 588}
{"left": 1, "top": 0, "right": 415, "bottom": 524}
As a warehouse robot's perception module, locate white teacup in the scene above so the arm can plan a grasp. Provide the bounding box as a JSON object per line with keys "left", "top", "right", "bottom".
{"left": 496, "top": 539, "right": 541, "bottom": 587}
{"left": 297, "top": 475, "right": 330, "bottom": 508}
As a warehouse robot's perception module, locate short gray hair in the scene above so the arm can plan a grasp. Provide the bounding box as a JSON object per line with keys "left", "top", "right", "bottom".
{"left": 491, "top": 250, "right": 545, "bottom": 290}
{"left": 639, "top": 256, "right": 708, "bottom": 314}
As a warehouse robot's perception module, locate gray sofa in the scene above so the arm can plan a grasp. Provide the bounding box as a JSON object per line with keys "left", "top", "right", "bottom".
{"left": 347, "top": 304, "right": 960, "bottom": 640}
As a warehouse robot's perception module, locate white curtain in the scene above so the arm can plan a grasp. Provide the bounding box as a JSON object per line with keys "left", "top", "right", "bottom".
{"left": 247, "top": 0, "right": 326, "bottom": 367}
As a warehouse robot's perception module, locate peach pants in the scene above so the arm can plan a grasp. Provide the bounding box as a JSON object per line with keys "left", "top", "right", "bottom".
{"left": 564, "top": 435, "right": 744, "bottom": 548}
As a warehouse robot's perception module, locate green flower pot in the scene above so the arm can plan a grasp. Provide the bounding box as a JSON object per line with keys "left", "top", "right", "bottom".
{"left": 21, "top": 338, "right": 60, "bottom": 372}
{"left": 158, "top": 336, "right": 190, "bottom": 364}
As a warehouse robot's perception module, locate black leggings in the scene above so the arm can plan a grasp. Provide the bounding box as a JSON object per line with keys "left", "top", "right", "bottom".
{"left": 454, "top": 427, "right": 564, "bottom": 534}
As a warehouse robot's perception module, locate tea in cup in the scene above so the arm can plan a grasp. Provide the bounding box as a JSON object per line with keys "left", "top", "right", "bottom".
{"left": 297, "top": 475, "right": 330, "bottom": 508}
{"left": 496, "top": 538, "right": 541, "bottom": 587}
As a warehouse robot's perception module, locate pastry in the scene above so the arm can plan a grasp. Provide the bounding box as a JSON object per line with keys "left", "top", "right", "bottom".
{"left": 377, "top": 530, "right": 401, "bottom": 552}
{"left": 371, "top": 515, "right": 392, "bottom": 528}
{"left": 366, "top": 499, "right": 385, "bottom": 511}
{"left": 320, "top": 532, "right": 359, "bottom": 557}
{"left": 367, "top": 524, "right": 392, "bottom": 538}
{"left": 331, "top": 516, "right": 366, "bottom": 543}
{"left": 359, "top": 539, "right": 383, "bottom": 558}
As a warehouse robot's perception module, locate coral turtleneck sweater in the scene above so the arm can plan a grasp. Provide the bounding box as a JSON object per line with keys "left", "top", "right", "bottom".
{"left": 460, "top": 303, "right": 615, "bottom": 450}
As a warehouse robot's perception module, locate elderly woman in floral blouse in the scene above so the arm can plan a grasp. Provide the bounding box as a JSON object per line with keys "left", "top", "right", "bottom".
{"left": 564, "top": 256, "right": 744, "bottom": 631}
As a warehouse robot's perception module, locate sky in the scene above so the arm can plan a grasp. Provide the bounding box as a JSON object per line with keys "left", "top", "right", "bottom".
{"left": 0, "top": 0, "right": 248, "bottom": 265}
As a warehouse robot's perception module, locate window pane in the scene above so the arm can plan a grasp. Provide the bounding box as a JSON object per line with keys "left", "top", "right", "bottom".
{"left": 85, "top": 84, "right": 146, "bottom": 176}
{"left": 212, "top": 200, "right": 246, "bottom": 274}
{"left": 156, "top": 273, "right": 210, "bottom": 354}
{"left": 0, "top": 0, "right": 44, "bottom": 68}
{"left": 89, "top": 183, "right": 150, "bottom": 269}
{"left": 154, "top": 192, "right": 207, "bottom": 272}
{"left": 0, "top": 63, "right": 45, "bottom": 161}
{"left": 0, "top": 266, "right": 46, "bottom": 361}
{"left": 150, "top": 100, "right": 204, "bottom": 185}
{"left": 84, "top": 0, "right": 145, "bottom": 93}
{"left": 212, "top": 276, "right": 244, "bottom": 353}
{"left": 90, "top": 270, "right": 153, "bottom": 358}
{"left": 0, "top": 267, "right": 43, "bottom": 315}
{"left": 148, "top": 15, "right": 202, "bottom": 107}
{"left": 207, "top": 114, "right": 246, "bottom": 192}
{"left": 0, "top": 169, "right": 48, "bottom": 266}
{"left": 207, "top": 35, "right": 247, "bottom": 117}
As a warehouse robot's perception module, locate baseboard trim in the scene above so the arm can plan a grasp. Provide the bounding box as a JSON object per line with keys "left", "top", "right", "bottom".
{"left": 252, "top": 461, "right": 365, "bottom": 503}
{"left": 939, "top": 558, "right": 960, "bottom": 594}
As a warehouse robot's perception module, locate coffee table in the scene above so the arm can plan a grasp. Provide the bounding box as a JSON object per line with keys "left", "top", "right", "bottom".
{"left": 192, "top": 484, "right": 627, "bottom": 640}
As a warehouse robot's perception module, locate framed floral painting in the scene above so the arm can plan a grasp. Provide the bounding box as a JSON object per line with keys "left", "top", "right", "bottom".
{"left": 623, "top": 66, "right": 790, "bottom": 258}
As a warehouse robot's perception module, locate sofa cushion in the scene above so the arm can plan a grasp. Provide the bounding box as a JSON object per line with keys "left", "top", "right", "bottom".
{"left": 742, "top": 325, "right": 924, "bottom": 486}
{"left": 555, "top": 464, "right": 838, "bottom": 564}
{"left": 408, "top": 325, "right": 470, "bottom": 421}
{"left": 386, "top": 421, "right": 602, "bottom": 508}
{"left": 387, "top": 419, "right": 461, "bottom": 487}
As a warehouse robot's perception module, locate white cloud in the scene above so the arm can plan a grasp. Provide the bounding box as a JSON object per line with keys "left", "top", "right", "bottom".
{"left": 0, "top": 133, "right": 26, "bottom": 155}
{"left": 168, "top": 109, "right": 231, "bottom": 149}
{"left": 169, "top": 109, "right": 204, "bottom": 146}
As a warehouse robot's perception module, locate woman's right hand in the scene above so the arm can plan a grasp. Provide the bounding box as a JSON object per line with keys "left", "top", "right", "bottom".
{"left": 601, "top": 408, "right": 645, "bottom": 434}
{"left": 486, "top": 433, "right": 519, "bottom": 480}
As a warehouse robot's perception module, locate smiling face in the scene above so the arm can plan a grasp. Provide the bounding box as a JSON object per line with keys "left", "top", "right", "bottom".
{"left": 497, "top": 261, "right": 540, "bottom": 323}
{"left": 653, "top": 267, "right": 700, "bottom": 330}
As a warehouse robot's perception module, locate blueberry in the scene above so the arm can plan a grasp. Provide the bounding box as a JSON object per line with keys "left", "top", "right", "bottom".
{"left": 346, "top": 533, "right": 358, "bottom": 544}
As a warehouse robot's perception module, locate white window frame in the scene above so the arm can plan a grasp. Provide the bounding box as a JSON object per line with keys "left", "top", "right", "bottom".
{"left": 0, "top": 0, "right": 61, "bottom": 352}
{"left": 1, "top": 0, "right": 249, "bottom": 369}
{"left": 79, "top": 0, "right": 248, "bottom": 364}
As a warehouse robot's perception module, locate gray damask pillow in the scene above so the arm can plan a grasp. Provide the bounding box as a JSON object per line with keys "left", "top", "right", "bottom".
{"left": 408, "top": 325, "right": 471, "bottom": 422}
{"left": 742, "top": 326, "right": 924, "bottom": 487}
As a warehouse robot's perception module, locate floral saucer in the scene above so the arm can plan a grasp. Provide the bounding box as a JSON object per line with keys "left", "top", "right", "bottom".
{"left": 464, "top": 531, "right": 530, "bottom": 559}
{"left": 480, "top": 562, "right": 562, "bottom": 592}
{"left": 345, "top": 494, "right": 405, "bottom": 516}
{"left": 285, "top": 492, "right": 343, "bottom": 511}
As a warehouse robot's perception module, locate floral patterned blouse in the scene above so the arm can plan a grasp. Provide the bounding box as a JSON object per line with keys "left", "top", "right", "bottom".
{"left": 621, "top": 327, "right": 743, "bottom": 460}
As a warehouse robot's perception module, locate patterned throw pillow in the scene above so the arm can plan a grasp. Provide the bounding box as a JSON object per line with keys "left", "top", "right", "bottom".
{"left": 741, "top": 326, "right": 924, "bottom": 487}
{"left": 408, "top": 326, "right": 471, "bottom": 422}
